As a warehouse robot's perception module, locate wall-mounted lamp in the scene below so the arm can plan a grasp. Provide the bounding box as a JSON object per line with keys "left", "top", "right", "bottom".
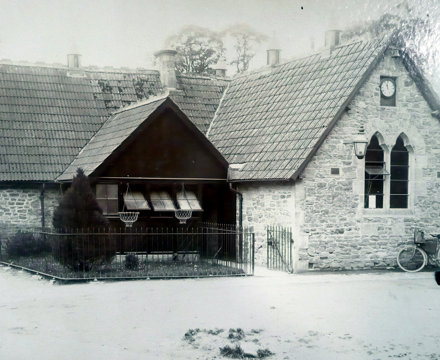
{"left": 353, "top": 126, "right": 368, "bottom": 159}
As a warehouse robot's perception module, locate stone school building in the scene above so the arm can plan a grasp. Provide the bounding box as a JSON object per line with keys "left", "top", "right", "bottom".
{"left": 1, "top": 30, "right": 439, "bottom": 271}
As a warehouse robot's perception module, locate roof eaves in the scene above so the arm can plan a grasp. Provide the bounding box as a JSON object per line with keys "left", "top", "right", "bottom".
{"left": 400, "top": 49, "right": 440, "bottom": 113}
{"left": 228, "top": 176, "right": 293, "bottom": 183}
{"left": 110, "top": 91, "right": 169, "bottom": 115}
{"left": 289, "top": 36, "right": 391, "bottom": 181}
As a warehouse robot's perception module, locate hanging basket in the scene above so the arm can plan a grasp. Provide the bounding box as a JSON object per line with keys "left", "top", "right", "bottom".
{"left": 175, "top": 209, "right": 192, "bottom": 224}
{"left": 118, "top": 211, "right": 139, "bottom": 228}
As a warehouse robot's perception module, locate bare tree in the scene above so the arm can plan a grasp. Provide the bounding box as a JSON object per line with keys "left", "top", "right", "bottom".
{"left": 222, "top": 24, "right": 268, "bottom": 73}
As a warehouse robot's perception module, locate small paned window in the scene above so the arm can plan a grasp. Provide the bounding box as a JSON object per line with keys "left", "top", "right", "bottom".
{"left": 150, "top": 191, "right": 177, "bottom": 212}
{"left": 390, "top": 136, "right": 409, "bottom": 208}
{"left": 96, "top": 184, "right": 118, "bottom": 215}
{"left": 176, "top": 191, "right": 203, "bottom": 211}
{"left": 123, "top": 191, "right": 150, "bottom": 210}
{"left": 365, "top": 135, "right": 385, "bottom": 208}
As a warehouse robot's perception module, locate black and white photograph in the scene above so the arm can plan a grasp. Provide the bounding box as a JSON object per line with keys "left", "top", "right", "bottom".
{"left": 0, "top": 0, "right": 440, "bottom": 359}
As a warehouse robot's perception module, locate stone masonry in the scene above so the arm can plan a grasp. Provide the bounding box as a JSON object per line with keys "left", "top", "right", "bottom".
{"left": 296, "top": 50, "right": 440, "bottom": 271}
{"left": 237, "top": 183, "right": 295, "bottom": 266}
{"left": 239, "top": 50, "right": 440, "bottom": 271}
{"left": 0, "top": 186, "right": 60, "bottom": 238}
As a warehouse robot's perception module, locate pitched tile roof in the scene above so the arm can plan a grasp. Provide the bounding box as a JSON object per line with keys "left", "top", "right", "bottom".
{"left": 208, "top": 37, "right": 389, "bottom": 181}
{"left": 0, "top": 63, "right": 227, "bottom": 182}
{"left": 170, "top": 74, "right": 229, "bottom": 134}
{"left": 0, "top": 64, "right": 163, "bottom": 181}
{"left": 57, "top": 95, "right": 168, "bottom": 181}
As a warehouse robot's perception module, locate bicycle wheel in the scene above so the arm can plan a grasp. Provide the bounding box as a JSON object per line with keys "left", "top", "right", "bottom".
{"left": 397, "top": 246, "right": 427, "bottom": 272}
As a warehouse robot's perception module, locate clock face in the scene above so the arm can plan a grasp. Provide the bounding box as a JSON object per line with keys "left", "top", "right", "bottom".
{"left": 380, "top": 79, "right": 395, "bottom": 98}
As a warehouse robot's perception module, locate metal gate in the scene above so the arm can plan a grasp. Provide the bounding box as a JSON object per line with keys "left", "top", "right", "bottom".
{"left": 266, "top": 226, "right": 294, "bottom": 273}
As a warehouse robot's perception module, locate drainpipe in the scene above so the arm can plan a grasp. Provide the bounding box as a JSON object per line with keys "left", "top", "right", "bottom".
{"left": 229, "top": 183, "right": 243, "bottom": 261}
{"left": 40, "top": 183, "right": 45, "bottom": 230}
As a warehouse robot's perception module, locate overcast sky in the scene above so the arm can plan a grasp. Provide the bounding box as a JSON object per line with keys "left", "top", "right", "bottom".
{"left": 0, "top": 0, "right": 438, "bottom": 71}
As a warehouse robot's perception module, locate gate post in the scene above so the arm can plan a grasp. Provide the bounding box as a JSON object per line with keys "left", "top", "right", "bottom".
{"left": 252, "top": 232, "right": 255, "bottom": 275}
{"left": 266, "top": 227, "right": 269, "bottom": 269}
{"left": 290, "top": 231, "right": 294, "bottom": 272}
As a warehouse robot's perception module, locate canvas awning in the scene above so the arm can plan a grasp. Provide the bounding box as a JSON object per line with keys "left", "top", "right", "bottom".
{"left": 176, "top": 191, "right": 203, "bottom": 211}
{"left": 365, "top": 166, "right": 390, "bottom": 176}
{"left": 150, "top": 191, "right": 176, "bottom": 211}
{"left": 123, "top": 191, "right": 150, "bottom": 210}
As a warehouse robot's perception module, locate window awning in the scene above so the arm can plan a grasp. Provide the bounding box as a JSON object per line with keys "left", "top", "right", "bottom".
{"left": 365, "top": 166, "right": 390, "bottom": 176}
{"left": 177, "top": 191, "right": 203, "bottom": 211}
{"left": 123, "top": 191, "right": 150, "bottom": 210}
{"left": 150, "top": 191, "right": 176, "bottom": 211}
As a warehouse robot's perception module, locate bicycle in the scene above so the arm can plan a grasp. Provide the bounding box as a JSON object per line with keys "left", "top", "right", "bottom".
{"left": 397, "top": 229, "right": 440, "bottom": 272}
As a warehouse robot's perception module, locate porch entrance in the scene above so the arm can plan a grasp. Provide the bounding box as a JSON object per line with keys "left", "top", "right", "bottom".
{"left": 266, "top": 226, "right": 294, "bottom": 273}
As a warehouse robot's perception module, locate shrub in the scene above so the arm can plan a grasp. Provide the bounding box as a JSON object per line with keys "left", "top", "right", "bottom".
{"left": 52, "top": 168, "right": 115, "bottom": 271}
{"left": 5, "top": 231, "right": 51, "bottom": 258}
{"left": 53, "top": 168, "right": 108, "bottom": 231}
{"left": 125, "top": 254, "right": 139, "bottom": 270}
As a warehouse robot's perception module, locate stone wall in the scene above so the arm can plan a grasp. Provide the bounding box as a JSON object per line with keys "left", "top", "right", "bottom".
{"left": 296, "top": 51, "right": 440, "bottom": 270}
{"left": 237, "top": 51, "right": 440, "bottom": 272}
{"left": 237, "top": 183, "right": 295, "bottom": 266}
{"left": 0, "top": 185, "right": 61, "bottom": 238}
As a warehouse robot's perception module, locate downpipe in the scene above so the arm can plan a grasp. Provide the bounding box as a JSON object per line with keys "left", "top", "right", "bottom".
{"left": 40, "top": 183, "right": 46, "bottom": 230}
{"left": 229, "top": 183, "right": 243, "bottom": 262}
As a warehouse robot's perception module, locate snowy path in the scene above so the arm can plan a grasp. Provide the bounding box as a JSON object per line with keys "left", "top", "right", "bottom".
{"left": 1, "top": 266, "right": 439, "bottom": 359}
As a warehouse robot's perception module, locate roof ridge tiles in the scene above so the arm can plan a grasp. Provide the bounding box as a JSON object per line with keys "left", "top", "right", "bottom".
{"left": 177, "top": 73, "right": 229, "bottom": 81}
{"left": 232, "top": 36, "right": 387, "bottom": 81}
{"left": 0, "top": 60, "right": 160, "bottom": 75}
{"left": 109, "top": 91, "right": 169, "bottom": 115}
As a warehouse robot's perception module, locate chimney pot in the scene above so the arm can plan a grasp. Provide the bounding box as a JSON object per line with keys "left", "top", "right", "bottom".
{"left": 67, "top": 54, "right": 82, "bottom": 68}
{"left": 212, "top": 61, "right": 227, "bottom": 77}
{"left": 325, "top": 30, "right": 341, "bottom": 49}
{"left": 154, "top": 49, "right": 177, "bottom": 89}
{"left": 267, "top": 49, "right": 281, "bottom": 66}
{"left": 266, "top": 36, "right": 281, "bottom": 66}
{"left": 216, "top": 68, "right": 226, "bottom": 77}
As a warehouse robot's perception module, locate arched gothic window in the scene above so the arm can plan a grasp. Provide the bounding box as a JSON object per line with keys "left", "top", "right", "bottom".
{"left": 364, "top": 135, "right": 386, "bottom": 208}
{"left": 390, "top": 136, "right": 409, "bottom": 208}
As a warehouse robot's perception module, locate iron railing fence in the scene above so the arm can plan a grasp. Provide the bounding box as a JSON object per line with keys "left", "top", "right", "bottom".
{"left": 267, "top": 225, "right": 294, "bottom": 273}
{"left": 0, "top": 224, "right": 255, "bottom": 281}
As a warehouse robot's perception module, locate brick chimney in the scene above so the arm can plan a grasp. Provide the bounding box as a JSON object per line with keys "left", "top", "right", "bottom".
{"left": 67, "top": 54, "right": 82, "bottom": 68}
{"left": 266, "top": 37, "right": 281, "bottom": 66}
{"left": 212, "top": 61, "right": 227, "bottom": 77}
{"left": 154, "top": 49, "right": 177, "bottom": 89}
{"left": 324, "top": 30, "right": 341, "bottom": 49}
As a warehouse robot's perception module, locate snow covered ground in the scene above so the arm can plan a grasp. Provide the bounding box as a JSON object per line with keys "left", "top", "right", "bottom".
{"left": 1, "top": 266, "right": 440, "bottom": 360}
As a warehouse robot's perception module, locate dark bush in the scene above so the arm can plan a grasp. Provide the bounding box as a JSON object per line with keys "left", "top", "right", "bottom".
{"left": 5, "top": 231, "right": 51, "bottom": 258}
{"left": 52, "top": 168, "right": 115, "bottom": 271}
{"left": 125, "top": 254, "right": 139, "bottom": 270}
{"left": 53, "top": 168, "right": 108, "bottom": 231}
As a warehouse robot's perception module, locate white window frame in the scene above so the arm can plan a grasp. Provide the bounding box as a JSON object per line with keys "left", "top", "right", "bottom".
{"left": 96, "top": 183, "right": 119, "bottom": 215}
